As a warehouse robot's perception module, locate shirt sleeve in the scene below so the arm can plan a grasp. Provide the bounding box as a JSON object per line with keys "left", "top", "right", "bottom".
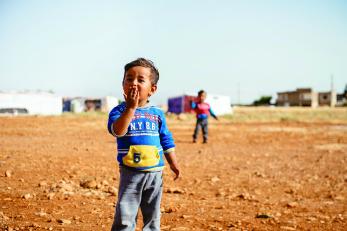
{"left": 209, "top": 107, "right": 218, "bottom": 119}
{"left": 158, "top": 109, "right": 175, "bottom": 153}
{"left": 107, "top": 103, "right": 125, "bottom": 137}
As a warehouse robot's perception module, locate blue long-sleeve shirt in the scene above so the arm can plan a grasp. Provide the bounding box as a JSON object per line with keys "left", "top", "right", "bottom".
{"left": 107, "top": 102, "right": 175, "bottom": 171}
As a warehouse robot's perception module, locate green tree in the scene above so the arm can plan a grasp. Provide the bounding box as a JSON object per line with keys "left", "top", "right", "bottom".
{"left": 253, "top": 96, "right": 272, "bottom": 106}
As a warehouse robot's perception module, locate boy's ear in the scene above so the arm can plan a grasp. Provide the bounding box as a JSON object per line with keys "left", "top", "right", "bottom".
{"left": 149, "top": 85, "right": 157, "bottom": 97}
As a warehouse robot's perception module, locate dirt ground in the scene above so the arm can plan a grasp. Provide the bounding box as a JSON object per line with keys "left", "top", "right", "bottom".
{"left": 0, "top": 112, "right": 346, "bottom": 231}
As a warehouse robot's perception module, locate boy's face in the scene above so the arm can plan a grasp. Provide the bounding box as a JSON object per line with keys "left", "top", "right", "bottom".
{"left": 198, "top": 92, "right": 206, "bottom": 102}
{"left": 123, "top": 66, "right": 157, "bottom": 104}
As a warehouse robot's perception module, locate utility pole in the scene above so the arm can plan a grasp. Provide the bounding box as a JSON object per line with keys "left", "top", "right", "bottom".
{"left": 330, "top": 74, "right": 336, "bottom": 107}
{"left": 237, "top": 82, "right": 240, "bottom": 105}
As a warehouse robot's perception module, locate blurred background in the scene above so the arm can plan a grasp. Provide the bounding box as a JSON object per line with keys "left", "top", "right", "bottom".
{"left": 0, "top": 0, "right": 346, "bottom": 114}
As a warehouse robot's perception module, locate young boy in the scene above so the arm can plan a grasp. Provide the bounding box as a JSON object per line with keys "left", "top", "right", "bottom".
{"left": 191, "top": 90, "right": 218, "bottom": 144}
{"left": 107, "top": 58, "right": 180, "bottom": 231}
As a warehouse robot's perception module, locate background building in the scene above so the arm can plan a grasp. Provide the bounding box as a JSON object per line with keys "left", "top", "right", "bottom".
{"left": 0, "top": 91, "right": 62, "bottom": 115}
{"left": 276, "top": 88, "right": 337, "bottom": 107}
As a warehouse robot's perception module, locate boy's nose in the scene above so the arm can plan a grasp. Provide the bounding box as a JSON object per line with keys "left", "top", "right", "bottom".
{"left": 130, "top": 79, "right": 138, "bottom": 86}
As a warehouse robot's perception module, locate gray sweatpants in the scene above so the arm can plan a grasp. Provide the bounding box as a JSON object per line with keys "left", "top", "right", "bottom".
{"left": 193, "top": 118, "right": 208, "bottom": 141}
{"left": 111, "top": 167, "right": 163, "bottom": 231}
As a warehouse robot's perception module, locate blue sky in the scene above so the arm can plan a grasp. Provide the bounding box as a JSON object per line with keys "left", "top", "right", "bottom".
{"left": 1, "top": 0, "right": 346, "bottom": 105}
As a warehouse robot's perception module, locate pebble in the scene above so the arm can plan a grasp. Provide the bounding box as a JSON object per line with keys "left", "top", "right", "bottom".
{"left": 101, "top": 180, "right": 109, "bottom": 186}
{"left": 280, "top": 226, "right": 296, "bottom": 230}
{"left": 39, "top": 181, "right": 48, "bottom": 187}
{"left": 0, "top": 211, "right": 10, "bottom": 220}
{"left": 286, "top": 201, "right": 298, "bottom": 208}
{"left": 80, "top": 179, "right": 97, "bottom": 189}
{"left": 107, "top": 186, "right": 118, "bottom": 196}
{"left": 211, "top": 176, "right": 220, "bottom": 183}
{"left": 57, "top": 218, "right": 71, "bottom": 225}
{"left": 171, "top": 227, "right": 189, "bottom": 231}
{"left": 215, "top": 190, "right": 226, "bottom": 197}
{"left": 165, "top": 187, "right": 185, "bottom": 194}
{"left": 256, "top": 213, "right": 272, "bottom": 219}
{"left": 163, "top": 207, "right": 177, "bottom": 213}
{"left": 180, "top": 215, "right": 191, "bottom": 219}
{"left": 5, "top": 170, "right": 12, "bottom": 177}
{"left": 334, "top": 195, "right": 345, "bottom": 201}
{"left": 237, "top": 192, "right": 253, "bottom": 200}
{"left": 22, "top": 193, "right": 31, "bottom": 200}
{"left": 35, "top": 210, "right": 47, "bottom": 217}
{"left": 47, "top": 193, "right": 55, "bottom": 200}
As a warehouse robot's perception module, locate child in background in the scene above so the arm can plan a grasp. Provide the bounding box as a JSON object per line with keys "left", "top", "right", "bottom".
{"left": 107, "top": 58, "right": 179, "bottom": 231}
{"left": 191, "top": 90, "right": 218, "bottom": 143}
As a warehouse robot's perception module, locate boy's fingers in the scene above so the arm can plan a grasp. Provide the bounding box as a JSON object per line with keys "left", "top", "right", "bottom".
{"left": 130, "top": 88, "right": 135, "bottom": 98}
{"left": 173, "top": 169, "right": 180, "bottom": 180}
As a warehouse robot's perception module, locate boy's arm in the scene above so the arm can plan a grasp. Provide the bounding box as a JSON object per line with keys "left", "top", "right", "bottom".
{"left": 191, "top": 101, "right": 197, "bottom": 109}
{"left": 164, "top": 151, "right": 180, "bottom": 180}
{"left": 112, "top": 87, "right": 139, "bottom": 136}
{"left": 209, "top": 108, "right": 218, "bottom": 120}
{"left": 112, "top": 107, "right": 136, "bottom": 136}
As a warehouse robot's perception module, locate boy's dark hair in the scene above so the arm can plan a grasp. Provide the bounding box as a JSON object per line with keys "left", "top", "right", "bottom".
{"left": 124, "top": 58, "right": 159, "bottom": 85}
{"left": 198, "top": 90, "right": 206, "bottom": 96}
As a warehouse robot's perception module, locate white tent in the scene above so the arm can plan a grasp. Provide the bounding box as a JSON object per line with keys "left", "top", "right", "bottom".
{"left": 205, "top": 94, "right": 232, "bottom": 115}
{"left": 168, "top": 93, "right": 232, "bottom": 115}
{"left": 102, "top": 96, "right": 119, "bottom": 112}
{"left": 0, "top": 91, "right": 62, "bottom": 115}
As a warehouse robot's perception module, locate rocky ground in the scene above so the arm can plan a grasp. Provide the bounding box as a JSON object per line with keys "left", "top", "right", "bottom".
{"left": 0, "top": 113, "right": 346, "bottom": 230}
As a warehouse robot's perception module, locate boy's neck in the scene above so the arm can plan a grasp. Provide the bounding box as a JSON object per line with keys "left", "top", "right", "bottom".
{"left": 137, "top": 99, "right": 150, "bottom": 108}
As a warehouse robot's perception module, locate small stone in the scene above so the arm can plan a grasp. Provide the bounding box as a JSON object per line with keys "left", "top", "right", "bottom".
{"left": 47, "top": 193, "right": 55, "bottom": 200}
{"left": 180, "top": 215, "right": 191, "bottom": 219}
{"left": 80, "top": 179, "right": 97, "bottom": 189}
{"left": 211, "top": 176, "right": 220, "bottom": 183}
{"left": 164, "top": 207, "right": 177, "bottom": 213}
{"left": 165, "top": 187, "right": 185, "bottom": 194}
{"left": 215, "top": 190, "right": 226, "bottom": 197}
{"left": 280, "top": 226, "right": 296, "bottom": 230}
{"left": 254, "top": 171, "right": 265, "bottom": 177}
{"left": 5, "top": 170, "right": 12, "bottom": 177}
{"left": 237, "top": 192, "right": 253, "bottom": 200}
{"left": 0, "top": 211, "right": 10, "bottom": 220}
{"left": 171, "top": 227, "right": 189, "bottom": 231}
{"left": 57, "top": 219, "right": 71, "bottom": 225}
{"left": 334, "top": 195, "right": 345, "bottom": 201}
{"left": 35, "top": 211, "right": 47, "bottom": 217}
{"left": 107, "top": 187, "right": 118, "bottom": 196}
{"left": 256, "top": 213, "right": 272, "bottom": 219}
{"left": 101, "top": 180, "right": 109, "bottom": 186}
{"left": 284, "top": 188, "right": 295, "bottom": 194}
{"left": 22, "top": 193, "right": 31, "bottom": 200}
{"left": 39, "top": 181, "right": 48, "bottom": 187}
{"left": 286, "top": 201, "right": 298, "bottom": 208}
